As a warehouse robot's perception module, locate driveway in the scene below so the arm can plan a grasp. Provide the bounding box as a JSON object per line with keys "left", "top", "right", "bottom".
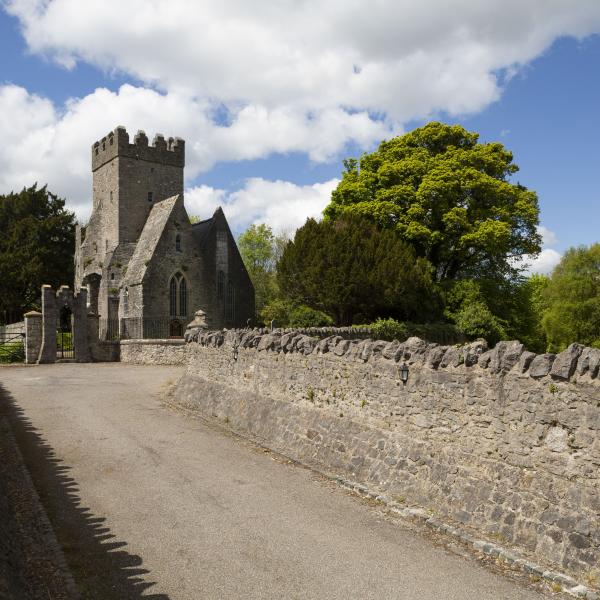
{"left": 0, "top": 364, "right": 553, "bottom": 599}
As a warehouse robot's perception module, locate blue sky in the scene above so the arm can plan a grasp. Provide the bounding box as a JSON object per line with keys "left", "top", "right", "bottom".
{"left": 1, "top": 1, "right": 600, "bottom": 273}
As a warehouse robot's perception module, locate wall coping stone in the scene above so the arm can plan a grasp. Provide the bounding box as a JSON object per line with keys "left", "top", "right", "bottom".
{"left": 120, "top": 339, "right": 185, "bottom": 346}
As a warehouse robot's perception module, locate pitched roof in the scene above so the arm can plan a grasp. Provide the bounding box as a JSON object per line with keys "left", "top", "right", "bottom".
{"left": 124, "top": 195, "right": 179, "bottom": 286}
{"left": 191, "top": 216, "right": 214, "bottom": 248}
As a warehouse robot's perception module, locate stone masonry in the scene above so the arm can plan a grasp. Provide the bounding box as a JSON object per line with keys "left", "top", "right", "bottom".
{"left": 170, "top": 329, "right": 600, "bottom": 584}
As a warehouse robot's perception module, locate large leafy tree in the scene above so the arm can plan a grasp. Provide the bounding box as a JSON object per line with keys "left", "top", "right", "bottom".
{"left": 238, "top": 223, "right": 282, "bottom": 315}
{"left": 0, "top": 185, "right": 76, "bottom": 322}
{"left": 542, "top": 244, "right": 600, "bottom": 351}
{"left": 277, "top": 214, "right": 440, "bottom": 325}
{"left": 324, "top": 122, "right": 541, "bottom": 282}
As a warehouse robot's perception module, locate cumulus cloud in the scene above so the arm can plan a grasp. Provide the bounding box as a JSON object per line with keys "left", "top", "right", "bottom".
{"left": 0, "top": 83, "right": 380, "bottom": 217}
{"left": 3, "top": 1, "right": 600, "bottom": 223}
{"left": 521, "top": 225, "right": 562, "bottom": 275}
{"left": 185, "top": 178, "right": 339, "bottom": 234}
{"left": 6, "top": 0, "right": 600, "bottom": 121}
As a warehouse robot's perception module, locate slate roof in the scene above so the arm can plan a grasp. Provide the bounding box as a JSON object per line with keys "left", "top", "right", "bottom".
{"left": 191, "top": 216, "right": 214, "bottom": 248}
{"left": 124, "top": 195, "right": 179, "bottom": 286}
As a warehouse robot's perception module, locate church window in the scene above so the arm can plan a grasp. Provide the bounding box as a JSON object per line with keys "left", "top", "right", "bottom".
{"left": 226, "top": 281, "right": 235, "bottom": 322}
{"left": 176, "top": 235, "right": 182, "bottom": 252}
{"left": 179, "top": 277, "right": 187, "bottom": 316}
{"left": 110, "top": 272, "right": 115, "bottom": 280}
{"left": 169, "top": 272, "right": 188, "bottom": 317}
{"left": 147, "top": 191, "right": 154, "bottom": 202}
{"left": 217, "top": 270, "right": 225, "bottom": 299}
{"left": 169, "top": 276, "right": 178, "bottom": 317}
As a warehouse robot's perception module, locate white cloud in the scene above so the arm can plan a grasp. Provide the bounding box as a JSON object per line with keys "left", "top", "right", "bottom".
{"left": 3, "top": 1, "right": 600, "bottom": 223}
{"left": 0, "top": 84, "right": 381, "bottom": 217}
{"left": 523, "top": 248, "right": 562, "bottom": 275}
{"left": 521, "top": 225, "right": 561, "bottom": 275}
{"left": 185, "top": 178, "right": 339, "bottom": 234}
{"left": 6, "top": 0, "right": 600, "bottom": 121}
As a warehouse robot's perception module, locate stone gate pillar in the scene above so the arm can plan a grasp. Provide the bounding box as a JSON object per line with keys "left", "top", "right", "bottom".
{"left": 24, "top": 311, "right": 42, "bottom": 364}
{"left": 38, "top": 285, "right": 58, "bottom": 363}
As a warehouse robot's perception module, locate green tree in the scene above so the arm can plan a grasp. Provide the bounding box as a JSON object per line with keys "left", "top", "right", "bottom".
{"left": 277, "top": 214, "right": 441, "bottom": 325}
{"left": 324, "top": 122, "right": 541, "bottom": 282}
{"left": 0, "top": 184, "right": 76, "bottom": 322}
{"left": 238, "top": 223, "right": 281, "bottom": 315}
{"left": 542, "top": 244, "right": 600, "bottom": 351}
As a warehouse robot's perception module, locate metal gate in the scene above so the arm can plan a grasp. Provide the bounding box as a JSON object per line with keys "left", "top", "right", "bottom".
{"left": 0, "top": 332, "right": 25, "bottom": 363}
{"left": 57, "top": 306, "right": 74, "bottom": 359}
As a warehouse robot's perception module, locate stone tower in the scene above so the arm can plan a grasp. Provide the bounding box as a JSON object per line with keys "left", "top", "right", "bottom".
{"left": 75, "top": 126, "right": 186, "bottom": 320}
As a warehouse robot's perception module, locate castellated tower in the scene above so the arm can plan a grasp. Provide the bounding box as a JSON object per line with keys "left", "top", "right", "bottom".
{"left": 91, "top": 126, "right": 185, "bottom": 246}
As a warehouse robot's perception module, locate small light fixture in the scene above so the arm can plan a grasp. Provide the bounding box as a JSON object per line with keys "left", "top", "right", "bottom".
{"left": 400, "top": 362, "right": 409, "bottom": 384}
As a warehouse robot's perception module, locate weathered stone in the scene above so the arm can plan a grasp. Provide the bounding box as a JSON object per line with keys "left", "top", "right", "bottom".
{"left": 315, "top": 335, "right": 342, "bottom": 354}
{"left": 440, "top": 346, "right": 463, "bottom": 368}
{"left": 333, "top": 339, "right": 352, "bottom": 356}
{"left": 464, "top": 340, "right": 488, "bottom": 367}
{"left": 478, "top": 350, "right": 492, "bottom": 369}
{"left": 402, "top": 337, "right": 428, "bottom": 363}
{"left": 518, "top": 351, "right": 536, "bottom": 373}
{"left": 425, "top": 345, "right": 446, "bottom": 369}
{"left": 371, "top": 340, "right": 388, "bottom": 358}
{"left": 529, "top": 353, "right": 555, "bottom": 378}
{"left": 489, "top": 341, "right": 524, "bottom": 374}
{"left": 576, "top": 347, "right": 600, "bottom": 378}
{"left": 551, "top": 343, "right": 584, "bottom": 380}
{"left": 382, "top": 340, "right": 400, "bottom": 360}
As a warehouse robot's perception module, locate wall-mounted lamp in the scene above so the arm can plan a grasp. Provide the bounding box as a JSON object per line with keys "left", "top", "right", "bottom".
{"left": 399, "top": 362, "right": 409, "bottom": 384}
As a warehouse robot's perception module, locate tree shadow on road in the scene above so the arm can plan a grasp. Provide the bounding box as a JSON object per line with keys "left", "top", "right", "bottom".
{"left": 0, "top": 383, "right": 170, "bottom": 599}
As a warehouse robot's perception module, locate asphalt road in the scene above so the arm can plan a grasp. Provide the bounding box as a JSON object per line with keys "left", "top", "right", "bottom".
{"left": 0, "top": 364, "right": 553, "bottom": 600}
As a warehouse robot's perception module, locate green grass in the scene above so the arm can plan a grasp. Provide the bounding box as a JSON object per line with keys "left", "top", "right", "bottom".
{"left": 0, "top": 341, "right": 25, "bottom": 363}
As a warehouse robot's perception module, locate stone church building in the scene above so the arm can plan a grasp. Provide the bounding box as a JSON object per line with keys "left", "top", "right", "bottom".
{"left": 74, "top": 126, "right": 254, "bottom": 337}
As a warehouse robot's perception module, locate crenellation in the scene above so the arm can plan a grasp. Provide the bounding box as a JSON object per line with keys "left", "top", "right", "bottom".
{"left": 91, "top": 126, "right": 185, "bottom": 172}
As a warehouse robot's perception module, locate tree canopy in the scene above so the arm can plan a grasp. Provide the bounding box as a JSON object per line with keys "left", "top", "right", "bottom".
{"left": 238, "top": 223, "right": 282, "bottom": 316}
{"left": 0, "top": 184, "right": 76, "bottom": 322}
{"left": 324, "top": 122, "right": 541, "bottom": 282}
{"left": 542, "top": 244, "right": 600, "bottom": 351}
{"left": 277, "top": 214, "right": 440, "bottom": 325}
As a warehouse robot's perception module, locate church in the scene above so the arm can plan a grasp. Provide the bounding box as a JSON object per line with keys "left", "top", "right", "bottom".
{"left": 74, "top": 126, "right": 254, "bottom": 337}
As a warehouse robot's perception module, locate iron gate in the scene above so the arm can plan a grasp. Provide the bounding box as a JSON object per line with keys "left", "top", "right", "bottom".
{"left": 0, "top": 332, "right": 25, "bottom": 363}
{"left": 57, "top": 306, "right": 74, "bottom": 359}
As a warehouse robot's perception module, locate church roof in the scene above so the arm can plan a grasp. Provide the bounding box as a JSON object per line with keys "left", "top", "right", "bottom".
{"left": 124, "top": 195, "right": 179, "bottom": 286}
{"left": 191, "top": 216, "right": 214, "bottom": 248}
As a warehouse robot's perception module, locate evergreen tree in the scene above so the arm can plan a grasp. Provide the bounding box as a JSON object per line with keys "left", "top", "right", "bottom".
{"left": 0, "top": 184, "right": 76, "bottom": 322}
{"left": 277, "top": 214, "right": 440, "bottom": 325}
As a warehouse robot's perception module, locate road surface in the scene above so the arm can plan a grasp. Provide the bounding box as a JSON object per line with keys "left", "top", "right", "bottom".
{"left": 0, "top": 364, "right": 553, "bottom": 599}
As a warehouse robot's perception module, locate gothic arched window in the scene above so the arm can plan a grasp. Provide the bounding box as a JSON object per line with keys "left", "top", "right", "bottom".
{"left": 169, "top": 272, "right": 188, "bottom": 317}
{"left": 226, "top": 281, "right": 235, "bottom": 322}
{"left": 217, "top": 270, "right": 225, "bottom": 299}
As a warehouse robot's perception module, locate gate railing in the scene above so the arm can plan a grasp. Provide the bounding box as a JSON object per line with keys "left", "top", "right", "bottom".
{"left": 99, "top": 317, "right": 187, "bottom": 341}
{"left": 0, "top": 332, "right": 25, "bottom": 363}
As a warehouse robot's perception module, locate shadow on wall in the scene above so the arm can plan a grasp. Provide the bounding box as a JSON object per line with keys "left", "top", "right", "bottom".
{"left": 0, "top": 384, "right": 170, "bottom": 600}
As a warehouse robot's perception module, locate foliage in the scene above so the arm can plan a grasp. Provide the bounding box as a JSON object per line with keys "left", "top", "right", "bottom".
{"left": 324, "top": 122, "right": 541, "bottom": 282}
{"left": 542, "top": 244, "right": 600, "bottom": 351}
{"left": 189, "top": 215, "right": 202, "bottom": 224}
{"left": 277, "top": 214, "right": 441, "bottom": 325}
{"left": 367, "top": 318, "right": 408, "bottom": 341}
{"left": 0, "top": 341, "right": 25, "bottom": 363}
{"left": 0, "top": 184, "right": 76, "bottom": 322}
{"left": 259, "top": 299, "right": 333, "bottom": 328}
{"left": 443, "top": 280, "right": 508, "bottom": 346}
{"left": 238, "top": 223, "right": 287, "bottom": 315}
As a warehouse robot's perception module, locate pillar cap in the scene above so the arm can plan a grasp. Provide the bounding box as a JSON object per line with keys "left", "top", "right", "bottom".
{"left": 24, "top": 310, "right": 42, "bottom": 317}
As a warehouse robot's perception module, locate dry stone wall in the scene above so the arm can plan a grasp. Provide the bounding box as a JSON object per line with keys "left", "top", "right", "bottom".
{"left": 173, "top": 329, "right": 600, "bottom": 581}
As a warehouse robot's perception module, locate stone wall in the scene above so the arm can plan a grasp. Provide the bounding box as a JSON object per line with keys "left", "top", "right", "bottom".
{"left": 120, "top": 339, "right": 186, "bottom": 364}
{"left": 0, "top": 321, "right": 25, "bottom": 342}
{"left": 172, "top": 329, "right": 600, "bottom": 582}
